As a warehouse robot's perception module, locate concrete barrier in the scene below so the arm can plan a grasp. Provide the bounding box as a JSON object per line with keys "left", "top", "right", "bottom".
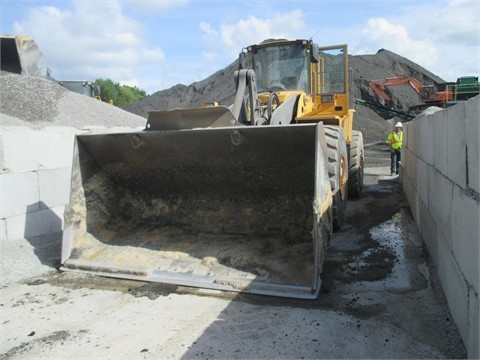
{"left": 0, "top": 126, "right": 78, "bottom": 241}
{"left": 0, "top": 126, "right": 138, "bottom": 241}
{"left": 403, "top": 96, "right": 479, "bottom": 359}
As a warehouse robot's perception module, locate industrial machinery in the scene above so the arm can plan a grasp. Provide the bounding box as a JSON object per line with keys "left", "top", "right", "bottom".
{"left": 1, "top": 34, "right": 101, "bottom": 99}
{"left": 0, "top": 34, "right": 49, "bottom": 78}
{"left": 61, "top": 39, "right": 364, "bottom": 299}
{"left": 368, "top": 76, "right": 444, "bottom": 106}
{"left": 355, "top": 98, "right": 415, "bottom": 122}
{"left": 369, "top": 75, "right": 479, "bottom": 111}
{"left": 58, "top": 80, "right": 101, "bottom": 99}
{"left": 451, "top": 76, "right": 480, "bottom": 101}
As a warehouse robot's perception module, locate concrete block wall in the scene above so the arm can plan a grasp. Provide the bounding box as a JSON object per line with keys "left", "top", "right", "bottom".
{"left": 0, "top": 126, "right": 136, "bottom": 242}
{"left": 402, "top": 96, "right": 479, "bottom": 359}
{"left": 0, "top": 126, "right": 80, "bottom": 241}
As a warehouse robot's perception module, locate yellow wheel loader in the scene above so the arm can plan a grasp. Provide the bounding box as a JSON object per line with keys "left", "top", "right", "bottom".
{"left": 61, "top": 39, "right": 364, "bottom": 299}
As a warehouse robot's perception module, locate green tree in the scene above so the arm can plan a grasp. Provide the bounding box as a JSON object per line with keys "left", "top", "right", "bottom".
{"left": 95, "top": 79, "right": 147, "bottom": 106}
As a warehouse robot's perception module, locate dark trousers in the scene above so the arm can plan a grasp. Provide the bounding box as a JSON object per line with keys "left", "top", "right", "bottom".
{"left": 391, "top": 149, "right": 401, "bottom": 174}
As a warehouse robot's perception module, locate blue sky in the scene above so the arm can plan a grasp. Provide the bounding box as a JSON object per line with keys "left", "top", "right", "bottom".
{"left": 1, "top": 0, "right": 479, "bottom": 94}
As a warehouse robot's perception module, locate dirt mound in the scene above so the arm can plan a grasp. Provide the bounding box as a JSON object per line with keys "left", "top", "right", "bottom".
{"left": 125, "top": 61, "right": 238, "bottom": 121}
{"left": 0, "top": 71, "right": 147, "bottom": 129}
{"left": 124, "top": 48, "right": 445, "bottom": 144}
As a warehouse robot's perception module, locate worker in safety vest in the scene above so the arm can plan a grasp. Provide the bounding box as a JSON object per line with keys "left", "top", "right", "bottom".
{"left": 386, "top": 122, "right": 403, "bottom": 175}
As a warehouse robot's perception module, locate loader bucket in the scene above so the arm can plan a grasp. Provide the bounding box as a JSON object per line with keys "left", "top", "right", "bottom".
{"left": 0, "top": 35, "right": 48, "bottom": 78}
{"left": 61, "top": 123, "right": 332, "bottom": 299}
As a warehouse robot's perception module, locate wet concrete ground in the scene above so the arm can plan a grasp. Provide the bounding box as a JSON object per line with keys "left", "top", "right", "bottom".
{"left": 317, "top": 143, "right": 467, "bottom": 358}
{"left": 0, "top": 142, "right": 467, "bottom": 359}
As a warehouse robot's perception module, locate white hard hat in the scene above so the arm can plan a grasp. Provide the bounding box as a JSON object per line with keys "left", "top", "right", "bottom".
{"left": 395, "top": 122, "right": 403, "bottom": 128}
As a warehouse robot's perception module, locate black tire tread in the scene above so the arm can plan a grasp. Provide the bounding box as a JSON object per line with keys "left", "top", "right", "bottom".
{"left": 348, "top": 130, "right": 364, "bottom": 198}
{"left": 323, "top": 125, "right": 348, "bottom": 230}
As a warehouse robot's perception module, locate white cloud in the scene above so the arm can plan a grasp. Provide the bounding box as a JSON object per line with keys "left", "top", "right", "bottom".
{"left": 351, "top": 0, "right": 479, "bottom": 81}
{"left": 124, "top": 0, "right": 188, "bottom": 13}
{"left": 412, "top": 0, "right": 478, "bottom": 44}
{"left": 200, "top": 22, "right": 215, "bottom": 35}
{"left": 196, "top": 12, "right": 305, "bottom": 90}
{"left": 12, "top": 0, "right": 165, "bottom": 91}
{"left": 358, "top": 17, "right": 439, "bottom": 68}
{"left": 201, "top": 10, "right": 305, "bottom": 62}
{"left": 142, "top": 48, "right": 165, "bottom": 62}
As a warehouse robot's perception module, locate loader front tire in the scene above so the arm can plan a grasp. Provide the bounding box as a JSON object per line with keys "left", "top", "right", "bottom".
{"left": 324, "top": 125, "right": 348, "bottom": 231}
{"left": 348, "top": 130, "right": 364, "bottom": 198}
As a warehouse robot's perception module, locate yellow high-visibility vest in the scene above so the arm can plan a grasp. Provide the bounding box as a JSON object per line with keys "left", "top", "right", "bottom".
{"left": 386, "top": 131, "right": 403, "bottom": 150}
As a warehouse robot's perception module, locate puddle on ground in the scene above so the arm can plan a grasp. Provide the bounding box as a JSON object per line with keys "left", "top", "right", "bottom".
{"left": 350, "top": 210, "right": 427, "bottom": 293}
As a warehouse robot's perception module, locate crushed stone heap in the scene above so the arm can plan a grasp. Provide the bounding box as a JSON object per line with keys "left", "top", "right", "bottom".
{"left": 0, "top": 71, "right": 147, "bottom": 129}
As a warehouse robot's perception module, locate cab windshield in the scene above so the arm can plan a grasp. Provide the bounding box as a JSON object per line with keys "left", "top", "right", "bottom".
{"left": 247, "top": 43, "right": 309, "bottom": 93}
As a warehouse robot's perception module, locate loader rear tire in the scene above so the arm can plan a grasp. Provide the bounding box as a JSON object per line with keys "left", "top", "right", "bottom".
{"left": 348, "top": 130, "right": 364, "bottom": 198}
{"left": 324, "top": 125, "right": 348, "bottom": 231}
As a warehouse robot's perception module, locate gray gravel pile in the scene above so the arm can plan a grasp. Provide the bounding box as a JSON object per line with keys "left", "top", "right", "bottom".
{"left": 0, "top": 71, "right": 147, "bottom": 129}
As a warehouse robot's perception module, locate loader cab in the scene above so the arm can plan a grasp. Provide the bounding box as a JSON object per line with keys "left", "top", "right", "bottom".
{"left": 244, "top": 40, "right": 349, "bottom": 104}
{"left": 241, "top": 40, "right": 351, "bottom": 130}
{"left": 245, "top": 39, "right": 314, "bottom": 94}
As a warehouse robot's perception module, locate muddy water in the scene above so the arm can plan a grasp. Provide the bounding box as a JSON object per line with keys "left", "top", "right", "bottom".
{"left": 341, "top": 208, "right": 428, "bottom": 293}
{"left": 367, "top": 210, "right": 428, "bottom": 291}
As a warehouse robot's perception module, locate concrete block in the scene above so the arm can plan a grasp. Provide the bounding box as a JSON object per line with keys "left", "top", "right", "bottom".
{"left": 411, "top": 191, "right": 421, "bottom": 234}
{"left": 0, "top": 127, "right": 77, "bottom": 173}
{"left": 404, "top": 122, "right": 415, "bottom": 151}
{"left": 465, "top": 97, "right": 479, "bottom": 193}
{"left": 0, "top": 219, "right": 6, "bottom": 241}
{"left": 451, "top": 185, "right": 480, "bottom": 294}
{"left": 5, "top": 205, "right": 64, "bottom": 239}
{"left": 446, "top": 104, "right": 467, "bottom": 189}
{"left": 412, "top": 116, "right": 422, "bottom": 157}
{"left": 436, "top": 232, "right": 469, "bottom": 344}
{"left": 428, "top": 168, "right": 453, "bottom": 249}
{"left": 433, "top": 109, "right": 448, "bottom": 176}
{"left": 404, "top": 170, "right": 422, "bottom": 237}
{"left": 467, "top": 288, "right": 479, "bottom": 359}
{"left": 403, "top": 148, "right": 415, "bottom": 182}
{"left": 416, "top": 158, "right": 429, "bottom": 207}
{"left": 403, "top": 175, "right": 416, "bottom": 218}
{"left": 0, "top": 172, "right": 39, "bottom": 218}
{"left": 418, "top": 198, "right": 438, "bottom": 262}
{"left": 402, "top": 165, "right": 413, "bottom": 200}
{"left": 418, "top": 113, "right": 435, "bottom": 165}
{"left": 38, "top": 167, "right": 72, "bottom": 209}
{"left": 0, "top": 127, "right": 28, "bottom": 172}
